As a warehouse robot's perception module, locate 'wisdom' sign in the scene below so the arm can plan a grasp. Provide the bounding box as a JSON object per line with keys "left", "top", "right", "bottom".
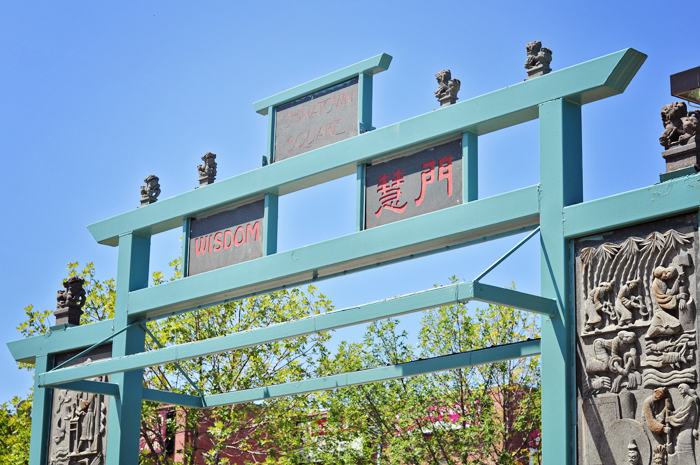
{"left": 187, "top": 200, "right": 264, "bottom": 276}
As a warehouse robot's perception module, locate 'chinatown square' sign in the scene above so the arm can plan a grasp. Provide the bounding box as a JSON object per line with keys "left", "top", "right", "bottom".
{"left": 365, "top": 139, "right": 463, "bottom": 228}
{"left": 187, "top": 199, "right": 264, "bottom": 276}
{"left": 274, "top": 78, "right": 359, "bottom": 161}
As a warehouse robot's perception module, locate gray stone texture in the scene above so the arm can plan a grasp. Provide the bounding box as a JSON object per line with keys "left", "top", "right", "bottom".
{"left": 364, "top": 139, "right": 463, "bottom": 229}
{"left": 187, "top": 199, "right": 264, "bottom": 276}
{"left": 274, "top": 78, "right": 359, "bottom": 162}
{"left": 575, "top": 213, "right": 700, "bottom": 465}
{"left": 47, "top": 344, "right": 112, "bottom": 465}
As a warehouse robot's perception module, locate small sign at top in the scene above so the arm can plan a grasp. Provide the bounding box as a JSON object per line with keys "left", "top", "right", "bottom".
{"left": 274, "top": 78, "right": 359, "bottom": 161}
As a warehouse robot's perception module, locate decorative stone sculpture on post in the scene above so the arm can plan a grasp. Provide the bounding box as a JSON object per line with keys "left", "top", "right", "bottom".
{"left": 434, "top": 70, "right": 460, "bottom": 107}
{"left": 660, "top": 101, "right": 699, "bottom": 174}
{"left": 54, "top": 277, "right": 86, "bottom": 326}
{"left": 524, "top": 41, "right": 552, "bottom": 80}
{"left": 139, "top": 175, "right": 161, "bottom": 206}
{"left": 197, "top": 152, "right": 217, "bottom": 187}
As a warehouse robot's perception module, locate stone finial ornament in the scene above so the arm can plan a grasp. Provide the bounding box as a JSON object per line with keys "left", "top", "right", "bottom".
{"left": 660, "top": 102, "right": 699, "bottom": 174}
{"left": 139, "top": 175, "right": 161, "bottom": 206}
{"left": 434, "top": 70, "right": 461, "bottom": 107}
{"left": 524, "top": 41, "right": 552, "bottom": 80}
{"left": 54, "top": 276, "right": 86, "bottom": 325}
{"left": 197, "top": 152, "right": 217, "bottom": 187}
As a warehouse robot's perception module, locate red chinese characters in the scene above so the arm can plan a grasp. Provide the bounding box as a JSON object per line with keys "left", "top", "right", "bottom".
{"left": 415, "top": 155, "right": 452, "bottom": 206}
{"left": 375, "top": 169, "right": 408, "bottom": 218}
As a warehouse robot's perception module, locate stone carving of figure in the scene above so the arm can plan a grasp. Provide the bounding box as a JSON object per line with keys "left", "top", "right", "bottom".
{"left": 77, "top": 393, "right": 96, "bottom": 452}
{"left": 584, "top": 282, "right": 614, "bottom": 332}
{"left": 627, "top": 439, "right": 640, "bottom": 465}
{"left": 140, "top": 175, "right": 161, "bottom": 206}
{"left": 668, "top": 383, "right": 699, "bottom": 462}
{"left": 644, "top": 388, "right": 674, "bottom": 454}
{"left": 585, "top": 330, "right": 640, "bottom": 392}
{"left": 615, "top": 279, "right": 644, "bottom": 326}
{"left": 659, "top": 101, "right": 699, "bottom": 149}
{"left": 647, "top": 266, "right": 684, "bottom": 338}
{"left": 434, "top": 70, "right": 460, "bottom": 107}
{"left": 197, "top": 152, "right": 217, "bottom": 187}
{"left": 652, "top": 444, "right": 667, "bottom": 465}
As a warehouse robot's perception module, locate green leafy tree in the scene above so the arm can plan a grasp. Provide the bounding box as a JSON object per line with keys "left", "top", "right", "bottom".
{"left": 0, "top": 395, "right": 33, "bottom": 464}
{"left": 314, "top": 279, "right": 541, "bottom": 465}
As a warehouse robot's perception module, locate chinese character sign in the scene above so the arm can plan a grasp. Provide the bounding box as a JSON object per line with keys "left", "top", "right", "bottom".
{"left": 187, "top": 199, "right": 264, "bottom": 276}
{"left": 274, "top": 78, "right": 359, "bottom": 162}
{"left": 365, "top": 139, "right": 463, "bottom": 229}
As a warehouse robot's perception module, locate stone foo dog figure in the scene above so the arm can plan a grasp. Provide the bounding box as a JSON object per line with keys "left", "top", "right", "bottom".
{"left": 434, "top": 69, "right": 460, "bottom": 106}
{"left": 660, "top": 101, "right": 699, "bottom": 150}
{"left": 524, "top": 41, "right": 552, "bottom": 79}
{"left": 140, "top": 175, "right": 161, "bottom": 206}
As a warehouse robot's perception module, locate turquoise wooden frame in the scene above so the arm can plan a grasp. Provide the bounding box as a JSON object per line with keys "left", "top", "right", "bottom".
{"left": 11, "top": 48, "right": 698, "bottom": 465}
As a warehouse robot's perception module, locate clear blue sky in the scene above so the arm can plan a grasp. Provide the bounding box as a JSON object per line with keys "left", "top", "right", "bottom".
{"left": 1, "top": 1, "right": 695, "bottom": 402}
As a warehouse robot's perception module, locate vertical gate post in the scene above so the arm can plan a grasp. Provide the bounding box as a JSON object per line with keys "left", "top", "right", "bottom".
{"left": 28, "top": 354, "right": 52, "bottom": 465}
{"left": 106, "top": 232, "right": 150, "bottom": 465}
{"left": 462, "top": 132, "right": 478, "bottom": 202}
{"left": 539, "top": 98, "right": 582, "bottom": 465}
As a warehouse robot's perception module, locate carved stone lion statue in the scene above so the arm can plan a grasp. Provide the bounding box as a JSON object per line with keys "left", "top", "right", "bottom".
{"left": 660, "top": 101, "right": 699, "bottom": 149}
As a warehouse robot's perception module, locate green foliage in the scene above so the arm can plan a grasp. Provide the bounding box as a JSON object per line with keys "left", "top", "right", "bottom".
{"left": 0, "top": 394, "right": 33, "bottom": 464}
{"left": 313, "top": 279, "right": 541, "bottom": 465}
{"left": 9, "top": 264, "right": 541, "bottom": 465}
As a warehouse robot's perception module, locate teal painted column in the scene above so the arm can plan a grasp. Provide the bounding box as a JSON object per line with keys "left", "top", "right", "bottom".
{"left": 356, "top": 164, "right": 365, "bottom": 231}
{"left": 358, "top": 71, "right": 373, "bottom": 133}
{"left": 266, "top": 105, "right": 275, "bottom": 164}
{"left": 106, "top": 232, "right": 150, "bottom": 465}
{"left": 462, "top": 132, "right": 478, "bottom": 202}
{"left": 263, "top": 193, "right": 278, "bottom": 255}
{"left": 181, "top": 218, "right": 190, "bottom": 277}
{"left": 28, "top": 354, "right": 52, "bottom": 465}
{"left": 539, "top": 98, "right": 582, "bottom": 465}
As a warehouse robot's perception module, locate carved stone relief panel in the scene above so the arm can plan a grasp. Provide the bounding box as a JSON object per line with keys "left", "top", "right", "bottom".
{"left": 47, "top": 344, "right": 112, "bottom": 465}
{"left": 576, "top": 214, "right": 700, "bottom": 465}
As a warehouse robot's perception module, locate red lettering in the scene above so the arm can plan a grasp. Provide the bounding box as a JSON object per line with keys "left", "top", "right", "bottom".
{"left": 334, "top": 120, "right": 344, "bottom": 136}
{"left": 224, "top": 230, "right": 233, "bottom": 249}
{"left": 310, "top": 103, "right": 320, "bottom": 117}
{"left": 194, "top": 236, "right": 208, "bottom": 257}
{"left": 316, "top": 125, "right": 325, "bottom": 140}
{"left": 295, "top": 132, "right": 306, "bottom": 148}
{"left": 335, "top": 93, "right": 346, "bottom": 108}
{"left": 323, "top": 98, "right": 334, "bottom": 113}
{"left": 326, "top": 122, "right": 334, "bottom": 136}
{"left": 286, "top": 136, "right": 295, "bottom": 152}
{"left": 415, "top": 160, "right": 436, "bottom": 206}
{"left": 437, "top": 155, "right": 453, "bottom": 196}
{"left": 234, "top": 226, "right": 245, "bottom": 247}
{"left": 246, "top": 221, "right": 260, "bottom": 242}
{"left": 301, "top": 106, "right": 311, "bottom": 120}
{"left": 280, "top": 113, "right": 292, "bottom": 130}
{"left": 213, "top": 231, "right": 223, "bottom": 251}
{"left": 345, "top": 90, "right": 354, "bottom": 104}
{"left": 208, "top": 234, "right": 213, "bottom": 254}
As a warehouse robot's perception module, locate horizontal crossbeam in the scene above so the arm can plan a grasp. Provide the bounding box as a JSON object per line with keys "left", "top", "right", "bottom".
{"left": 564, "top": 173, "right": 700, "bottom": 238}
{"left": 253, "top": 53, "right": 393, "bottom": 115}
{"left": 37, "top": 282, "right": 554, "bottom": 388}
{"left": 127, "top": 186, "right": 541, "bottom": 319}
{"left": 87, "top": 49, "right": 645, "bottom": 246}
{"left": 142, "top": 388, "right": 203, "bottom": 408}
{"left": 7, "top": 319, "right": 115, "bottom": 364}
{"left": 204, "top": 339, "right": 541, "bottom": 407}
{"left": 54, "top": 380, "right": 120, "bottom": 397}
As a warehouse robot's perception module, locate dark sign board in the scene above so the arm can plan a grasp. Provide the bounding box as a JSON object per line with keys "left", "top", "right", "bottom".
{"left": 365, "top": 139, "right": 463, "bottom": 229}
{"left": 274, "top": 78, "right": 359, "bottom": 162}
{"left": 187, "top": 199, "right": 264, "bottom": 276}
